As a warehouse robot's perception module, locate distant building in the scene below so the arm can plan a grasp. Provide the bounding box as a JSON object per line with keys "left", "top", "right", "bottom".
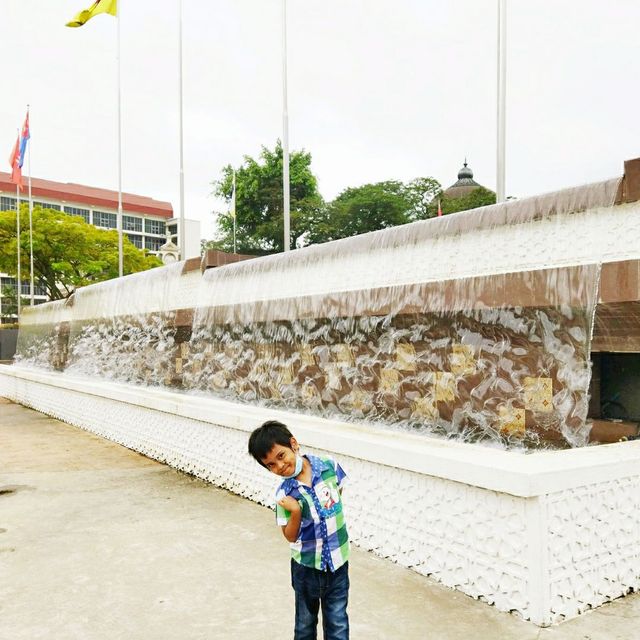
{"left": 0, "top": 173, "right": 201, "bottom": 319}
{"left": 443, "top": 160, "right": 488, "bottom": 199}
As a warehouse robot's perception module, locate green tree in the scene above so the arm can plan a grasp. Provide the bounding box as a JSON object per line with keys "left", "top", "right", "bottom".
{"left": 306, "top": 181, "right": 415, "bottom": 245}
{"left": 0, "top": 284, "right": 29, "bottom": 322}
{"left": 439, "top": 186, "right": 496, "bottom": 216}
{"left": 210, "top": 141, "right": 324, "bottom": 255}
{"left": 403, "top": 177, "right": 442, "bottom": 221}
{"left": 0, "top": 204, "right": 162, "bottom": 300}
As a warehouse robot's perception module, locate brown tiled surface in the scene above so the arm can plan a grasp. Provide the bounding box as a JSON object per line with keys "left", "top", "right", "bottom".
{"left": 200, "top": 265, "right": 599, "bottom": 324}
{"left": 599, "top": 260, "right": 640, "bottom": 303}
{"left": 620, "top": 157, "right": 640, "bottom": 203}
{"left": 200, "top": 249, "right": 255, "bottom": 271}
{"left": 181, "top": 256, "right": 202, "bottom": 274}
{"left": 174, "top": 308, "right": 194, "bottom": 328}
{"left": 592, "top": 301, "right": 640, "bottom": 352}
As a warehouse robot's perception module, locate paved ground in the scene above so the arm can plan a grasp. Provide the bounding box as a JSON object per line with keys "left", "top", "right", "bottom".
{"left": 1, "top": 398, "right": 639, "bottom": 640}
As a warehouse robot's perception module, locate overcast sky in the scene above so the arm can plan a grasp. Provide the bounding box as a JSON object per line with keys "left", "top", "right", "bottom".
{"left": 1, "top": 1, "right": 639, "bottom": 240}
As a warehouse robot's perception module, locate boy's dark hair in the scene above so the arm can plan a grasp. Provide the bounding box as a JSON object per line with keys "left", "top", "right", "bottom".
{"left": 248, "top": 420, "right": 294, "bottom": 467}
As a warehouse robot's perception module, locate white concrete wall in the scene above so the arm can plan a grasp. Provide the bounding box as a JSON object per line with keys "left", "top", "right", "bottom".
{"left": 2, "top": 364, "right": 639, "bottom": 626}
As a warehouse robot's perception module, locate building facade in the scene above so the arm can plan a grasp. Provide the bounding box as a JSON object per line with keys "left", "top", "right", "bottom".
{"left": 0, "top": 172, "right": 200, "bottom": 320}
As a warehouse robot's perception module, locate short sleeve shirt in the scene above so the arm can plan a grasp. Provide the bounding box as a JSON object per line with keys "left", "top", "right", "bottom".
{"left": 275, "top": 454, "right": 349, "bottom": 572}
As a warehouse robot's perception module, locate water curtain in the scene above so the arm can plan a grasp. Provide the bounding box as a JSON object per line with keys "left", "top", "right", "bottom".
{"left": 15, "top": 178, "right": 621, "bottom": 448}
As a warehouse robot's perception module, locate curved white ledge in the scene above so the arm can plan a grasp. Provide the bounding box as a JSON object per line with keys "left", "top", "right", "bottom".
{"left": 3, "top": 364, "right": 639, "bottom": 498}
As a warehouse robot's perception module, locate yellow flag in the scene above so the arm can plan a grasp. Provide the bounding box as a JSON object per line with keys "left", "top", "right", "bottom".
{"left": 66, "top": 0, "right": 117, "bottom": 28}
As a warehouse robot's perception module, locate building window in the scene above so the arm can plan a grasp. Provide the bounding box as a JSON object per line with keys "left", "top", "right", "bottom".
{"left": 1, "top": 277, "right": 16, "bottom": 292}
{"left": 1, "top": 274, "right": 47, "bottom": 298}
{"left": 93, "top": 211, "right": 117, "bottom": 229}
{"left": 168, "top": 224, "right": 178, "bottom": 236}
{"left": 123, "top": 215, "right": 142, "bottom": 232}
{"left": 34, "top": 201, "right": 61, "bottom": 211}
{"left": 64, "top": 206, "right": 90, "bottom": 223}
{"left": 0, "top": 277, "right": 30, "bottom": 295}
{"left": 145, "top": 236, "right": 164, "bottom": 251}
{"left": 126, "top": 234, "right": 143, "bottom": 249}
{"left": 145, "top": 218, "right": 166, "bottom": 236}
{"left": 0, "top": 196, "right": 16, "bottom": 211}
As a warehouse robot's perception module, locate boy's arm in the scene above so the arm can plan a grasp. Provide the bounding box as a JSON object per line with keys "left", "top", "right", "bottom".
{"left": 278, "top": 495, "right": 302, "bottom": 543}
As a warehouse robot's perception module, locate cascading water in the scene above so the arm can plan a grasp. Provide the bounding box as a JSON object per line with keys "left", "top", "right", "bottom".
{"left": 13, "top": 176, "right": 626, "bottom": 449}
{"left": 185, "top": 258, "right": 599, "bottom": 448}
{"left": 15, "top": 297, "right": 73, "bottom": 370}
{"left": 63, "top": 261, "right": 187, "bottom": 385}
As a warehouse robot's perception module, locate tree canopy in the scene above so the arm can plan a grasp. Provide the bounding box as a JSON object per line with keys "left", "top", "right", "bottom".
{"left": 0, "top": 284, "right": 27, "bottom": 321}
{"left": 305, "top": 177, "right": 444, "bottom": 245}
{"left": 209, "top": 141, "right": 497, "bottom": 253}
{"left": 306, "top": 181, "right": 410, "bottom": 245}
{"left": 0, "top": 204, "right": 162, "bottom": 300}
{"left": 210, "top": 141, "right": 323, "bottom": 255}
{"left": 404, "top": 177, "right": 442, "bottom": 221}
{"left": 440, "top": 186, "right": 496, "bottom": 215}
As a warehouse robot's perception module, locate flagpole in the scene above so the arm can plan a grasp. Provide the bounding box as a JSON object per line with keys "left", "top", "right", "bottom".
{"left": 496, "top": 0, "right": 507, "bottom": 202}
{"left": 15, "top": 128, "right": 21, "bottom": 319}
{"left": 27, "top": 106, "right": 34, "bottom": 306}
{"left": 178, "top": 0, "right": 186, "bottom": 260}
{"left": 116, "top": 0, "right": 123, "bottom": 277}
{"left": 232, "top": 170, "right": 237, "bottom": 254}
{"left": 281, "top": 0, "right": 290, "bottom": 252}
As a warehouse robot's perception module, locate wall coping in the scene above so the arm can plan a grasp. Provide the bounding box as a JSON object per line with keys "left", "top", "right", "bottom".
{"left": 3, "top": 363, "right": 640, "bottom": 498}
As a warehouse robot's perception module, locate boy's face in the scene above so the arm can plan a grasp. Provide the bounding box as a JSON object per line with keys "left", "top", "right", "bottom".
{"left": 260, "top": 437, "right": 299, "bottom": 477}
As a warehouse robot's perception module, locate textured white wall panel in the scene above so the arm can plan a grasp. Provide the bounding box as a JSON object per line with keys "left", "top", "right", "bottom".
{"left": 545, "top": 478, "right": 640, "bottom": 621}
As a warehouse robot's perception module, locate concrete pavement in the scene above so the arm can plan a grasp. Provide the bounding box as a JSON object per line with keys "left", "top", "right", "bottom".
{"left": 1, "top": 398, "right": 638, "bottom": 639}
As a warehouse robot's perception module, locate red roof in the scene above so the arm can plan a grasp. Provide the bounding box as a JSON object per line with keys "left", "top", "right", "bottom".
{"left": 0, "top": 172, "right": 173, "bottom": 218}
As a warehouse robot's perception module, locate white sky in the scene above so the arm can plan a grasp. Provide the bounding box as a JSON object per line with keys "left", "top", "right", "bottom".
{"left": 1, "top": 1, "right": 639, "bottom": 240}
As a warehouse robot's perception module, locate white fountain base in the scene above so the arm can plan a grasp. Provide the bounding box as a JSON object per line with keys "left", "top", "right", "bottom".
{"left": 1, "top": 363, "right": 639, "bottom": 626}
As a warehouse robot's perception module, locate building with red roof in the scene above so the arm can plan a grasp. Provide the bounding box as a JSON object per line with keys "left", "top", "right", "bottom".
{"left": 0, "top": 173, "right": 200, "bottom": 319}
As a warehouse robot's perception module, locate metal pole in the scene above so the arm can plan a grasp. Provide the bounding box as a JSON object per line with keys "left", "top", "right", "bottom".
{"left": 15, "top": 144, "right": 21, "bottom": 319}
{"left": 116, "top": 0, "right": 124, "bottom": 276}
{"left": 281, "top": 0, "right": 291, "bottom": 252}
{"left": 496, "top": 0, "right": 507, "bottom": 202}
{"left": 232, "top": 170, "right": 237, "bottom": 254}
{"left": 178, "top": 0, "right": 186, "bottom": 260}
{"left": 28, "top": 106, "right": 34, "bottom": 306}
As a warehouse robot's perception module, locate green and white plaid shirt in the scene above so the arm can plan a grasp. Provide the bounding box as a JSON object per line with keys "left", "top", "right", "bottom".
{"left": 275, "top": 454, "right": 349, "bottom": 571}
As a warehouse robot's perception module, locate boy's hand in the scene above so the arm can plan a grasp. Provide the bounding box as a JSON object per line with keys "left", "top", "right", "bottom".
{"left": 279, "top": 495, "right": 303, "bottom": 543}
{"left": 278, "top": 496, "right": 301, "bottom": 513}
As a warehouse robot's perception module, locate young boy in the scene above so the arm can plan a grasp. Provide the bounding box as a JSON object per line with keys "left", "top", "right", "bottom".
{"left": 248, "top": 420, "right": 350, "bottom": 640}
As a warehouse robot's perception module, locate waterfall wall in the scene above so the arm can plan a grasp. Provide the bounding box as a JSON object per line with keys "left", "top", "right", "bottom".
{"left": 4, "top": 163, "right": 640, "bottom": 624}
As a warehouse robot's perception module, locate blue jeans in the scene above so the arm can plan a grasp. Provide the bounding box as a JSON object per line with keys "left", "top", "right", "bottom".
{"left": 290, "top": 560, "right": 349, "bottom": 640}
